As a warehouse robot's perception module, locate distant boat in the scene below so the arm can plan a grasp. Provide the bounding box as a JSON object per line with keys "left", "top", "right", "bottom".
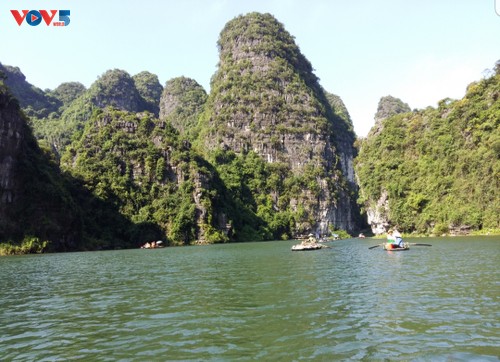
{"left": 291, "top": 243, "right": 325, "bottom": 251}
{"left": 140, "top": 240, "right": 164, "bottom": 249}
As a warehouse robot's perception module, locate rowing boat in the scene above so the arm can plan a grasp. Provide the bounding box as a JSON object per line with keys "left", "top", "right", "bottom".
{"left": 383, "top": 242, "right": 410, "bottom": 251}
{"left": 291, "top": 241, "right": 327, "bottom": 251}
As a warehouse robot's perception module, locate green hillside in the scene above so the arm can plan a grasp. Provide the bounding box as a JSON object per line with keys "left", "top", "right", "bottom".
{"left": 356, "top": 63, "right": 500, "bottom": 235}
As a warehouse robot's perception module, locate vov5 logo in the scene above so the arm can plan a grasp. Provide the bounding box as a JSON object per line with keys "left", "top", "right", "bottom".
{"left": 11, "top": 10, "right": 70, "bottom": 26}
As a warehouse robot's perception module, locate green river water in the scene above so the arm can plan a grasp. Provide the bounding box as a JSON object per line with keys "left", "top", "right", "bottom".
{"left": 1, "top": 236, "right": 499, "bottom": 361}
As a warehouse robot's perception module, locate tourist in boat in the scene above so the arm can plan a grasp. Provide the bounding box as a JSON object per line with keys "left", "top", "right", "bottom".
{"left": 300, "top": 234, "right": 316, "bottom": 246}
{"left": 386, "top": 229, "right": 399, "bottom": 249}
{"left": 393, "top": 228, "right": 404, "bottom": 247}
{"left": 141, "top": 240, "right": 163, "bottom": 249}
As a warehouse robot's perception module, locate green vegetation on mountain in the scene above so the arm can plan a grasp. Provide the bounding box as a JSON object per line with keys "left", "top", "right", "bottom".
{"left": 0, "top": 80, "right": 139, "bottom": 255}
{"left": 374, "top": 95, "right": 412, "bottom": 123}
{"left": 28, "top": 69, "right": 164, "bottom": 155}
{"left": 160, "top": 76, "right": 207, "bottom": 136}
{"left": 61, "top": 108, "right": 231, "bottom": 245}
{"left": 197, "top": 12, "right": 362, "bottom": 237}
{"left": 325, "top": 92, "right": 354, "bottom": 133}
{"left": 133, "top": 71, "right": 163, "bottom": 116}
{"left": 356, "top": 63, "right": 500, "bottom": 235}
{"left": 47, "top": 82, "right": 86, "bottom": 112}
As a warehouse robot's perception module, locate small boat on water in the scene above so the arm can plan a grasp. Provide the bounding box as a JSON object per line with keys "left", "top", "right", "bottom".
{"left": 291, "top": 242, "right": 325, "bottom": 251}
{"left": 383, "top": 242, "right": 410, "bottom": 251}
{"left": 369, "top": 242, "right": 431, "bottom": 250}
{"left": 141, "top": 240, "right": 164, "bottom": 249}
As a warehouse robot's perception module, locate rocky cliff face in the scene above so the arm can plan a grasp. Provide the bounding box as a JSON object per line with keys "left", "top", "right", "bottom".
{"left": 201, "top": 12, "right": 363, "bottom": 235}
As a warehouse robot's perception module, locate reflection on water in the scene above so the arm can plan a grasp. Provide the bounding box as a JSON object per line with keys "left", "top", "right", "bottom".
{"left": 1, "top": 237, "right": 499, "bottom": 360}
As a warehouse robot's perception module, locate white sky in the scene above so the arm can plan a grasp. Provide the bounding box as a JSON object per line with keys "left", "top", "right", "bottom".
{"left": 1, "top": 0, "right": 499, "bottom": 136}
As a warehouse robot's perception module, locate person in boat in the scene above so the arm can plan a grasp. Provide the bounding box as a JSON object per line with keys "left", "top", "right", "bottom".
{"left": 302, "top": 233, "right": 317, "bottom": 246}
{"left": 393, "top": 229, "right": 404, "bottom": 247}
{"left": 386, "top": 229, "right": 398, "bottom": 249}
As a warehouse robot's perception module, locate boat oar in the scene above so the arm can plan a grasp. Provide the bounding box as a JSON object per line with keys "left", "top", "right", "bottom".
{"left": 368, "top": 244, "right": 382, "bottom": 249}
{"left": 408, "top": 243, "right": 432, "bottom": 247}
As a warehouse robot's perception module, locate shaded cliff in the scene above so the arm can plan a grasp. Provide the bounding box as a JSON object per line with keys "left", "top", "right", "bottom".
{"left": 0, "top": 80, "right": 78, "bottom": 247}
{"left": 199, "top": 12, "right": 363, "bottom": 236}
{"left": 0, "top": 79, "right": 148, "bottom": 253}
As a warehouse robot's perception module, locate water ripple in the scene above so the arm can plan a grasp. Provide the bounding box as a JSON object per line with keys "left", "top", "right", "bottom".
{"left": 1, "top": 237, "right": 499, "bottom": 361}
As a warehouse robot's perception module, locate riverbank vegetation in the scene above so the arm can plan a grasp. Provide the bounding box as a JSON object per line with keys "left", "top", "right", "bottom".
{"left": 0, "top": 237, "right": 49, "bottom": 256}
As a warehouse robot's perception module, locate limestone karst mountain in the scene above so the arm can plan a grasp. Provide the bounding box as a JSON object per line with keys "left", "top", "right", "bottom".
{"left": 199, "top": 12, "right": 363, "bottom": 236}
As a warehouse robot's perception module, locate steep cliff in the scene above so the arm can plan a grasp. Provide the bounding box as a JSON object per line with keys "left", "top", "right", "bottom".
{"left": 0, "top": 79, "right": 154, "bottom": 253}
{"left": 199, "top": 12, "right": 363, "bottom": 236}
